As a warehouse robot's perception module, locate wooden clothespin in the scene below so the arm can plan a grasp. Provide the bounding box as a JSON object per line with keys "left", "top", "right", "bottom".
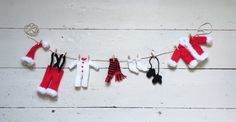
{"left": 128, "top": 55, "right": 131, "bottom": 59}
{"left": 112, "top": 54, "right": 115, "bottom": 62}
{"left": 189, "top": 33, "right": 192, "bottom": 38}
{"left": 88, "top": 55, "right": 90, "bottom": 60}
{"left": 174, "top": 45, "right": 179, "bottom": 50}
{"left": 151, "top": 51, "right": 155, "bottom": 58}
{"left": 78, "top": 54, "right": 81, "bottom": 60}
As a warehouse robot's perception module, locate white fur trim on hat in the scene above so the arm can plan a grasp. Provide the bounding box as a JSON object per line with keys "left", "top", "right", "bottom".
{"left": 188, "top": 60, "right": 198, "bottom": 69}
{"left": 37, "top": 86, "right": 47, "bottom": 94}
{"left": 167, "top": 59, "right": 177, "bottom": 68}
{"left": 21, "top": 56, "right": 35, "bottom": 66}
{"left": 206, "top": 36, "right": 213, "bottom": 46}
{"left": 46, "top": 88, "right": 58, "bottom": 97}
{"left": 42, "top": 41, "right": 50, "bottom": 50}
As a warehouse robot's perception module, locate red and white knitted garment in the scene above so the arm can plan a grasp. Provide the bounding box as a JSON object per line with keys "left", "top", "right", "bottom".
{"left": 105, "top": 58, "right": 126, "bottom": 83}
{"left": 21, "top": 41, "right": 50, "bottom": 67}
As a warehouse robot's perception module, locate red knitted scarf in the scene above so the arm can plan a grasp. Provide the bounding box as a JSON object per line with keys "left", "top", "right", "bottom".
{"left": 105, "top": 58, "right": 126, "bottom": 83}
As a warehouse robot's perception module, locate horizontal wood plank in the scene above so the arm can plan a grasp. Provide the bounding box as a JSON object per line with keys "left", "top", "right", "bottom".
{"left": 0, "top": 0, "right": 235, "bottom": 29}
{"left": 1, "top": 108, "right": 236, "bottom": 122}
{"left": 0, "top": 69, "right": 235, "bottom": 108}
{"left": 1, "top": 0, "right": 236, "bottom": 121}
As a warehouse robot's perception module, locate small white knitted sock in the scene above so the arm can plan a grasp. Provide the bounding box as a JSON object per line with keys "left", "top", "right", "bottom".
{"left": 128, "top": 58, "right": 139, "bottom": 74}
{"left": 136, "top": 57, "right": 148, "bottom": 72}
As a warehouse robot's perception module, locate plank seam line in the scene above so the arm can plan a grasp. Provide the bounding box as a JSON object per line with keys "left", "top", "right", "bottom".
{"left": 0, "top": 67, "right": 236, "bottom": 70}
{"left": 0, "top": 107, "right": 236, "bottom": 110}
{"left": 0, "top": 27, "right": 236, "bottom": 31}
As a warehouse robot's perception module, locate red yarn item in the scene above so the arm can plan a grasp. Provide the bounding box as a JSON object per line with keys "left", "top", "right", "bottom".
{"left": 168, "top": 35, "right": 212, "bottom": 68}
{"left": 39, "top": 66, "right": 64, "bottom": 92}
{"left": 105, "top": 58, "right": 126, "bottom": 83}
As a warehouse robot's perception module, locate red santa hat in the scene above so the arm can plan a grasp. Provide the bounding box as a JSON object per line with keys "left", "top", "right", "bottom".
{"left": 21, "top": 41, "right": 50, "bottom": 67}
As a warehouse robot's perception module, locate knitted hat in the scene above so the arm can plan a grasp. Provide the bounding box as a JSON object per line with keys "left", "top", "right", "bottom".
{"left": 21, "top": 41, "right": 50, "bottom": 67}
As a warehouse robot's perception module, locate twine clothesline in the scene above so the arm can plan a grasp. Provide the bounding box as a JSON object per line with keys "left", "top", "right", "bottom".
{"left": 25, "top": 22, "right": 212, "bottom": 63}
{"left": 27, "top": 36, "right": 174, "bottom": 62}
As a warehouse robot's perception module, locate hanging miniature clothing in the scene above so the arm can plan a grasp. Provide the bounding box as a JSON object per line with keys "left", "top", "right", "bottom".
{"left": 105, "top": 58, "right": 126, "bottom": 83}
{"left": 127, "top": 58, "right": 139, "bottom": 74}
{"left": 21, "top": 41, "right": 50, "bottom": 67}
{"left": 127, "top": 57, "right": 148, "bottom": 74}
{"left": 167, "top": 35, "right": 213, "bottom": 68}
{"left": 146, "top": 56, "right": 162, "bottom": 85}
{"left": 136, "top": 57, "right": 148, "bottom": 72}
{"left": 37, "top": 52, "right": 66, "bottom": 97}
{"left": 69, "top": 57, "right": 99, "bottom": 88}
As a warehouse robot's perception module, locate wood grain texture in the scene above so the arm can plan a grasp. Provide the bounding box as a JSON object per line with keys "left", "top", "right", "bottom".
{"left": 1, "top": 108, "right": 236, "bottom": 122}
{"left": 0, "top": 69, "right": 235, "bottom": 108}
{"left": 0, "top": 0, "right": 235, "bottom": 29}
{"left": 0, "top": 0, "right": 236, "bottom": 122}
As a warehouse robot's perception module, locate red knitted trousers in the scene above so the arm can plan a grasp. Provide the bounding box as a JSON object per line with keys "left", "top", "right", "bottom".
{"left": 39, "top": 65, "right": 64, "bottom": 91}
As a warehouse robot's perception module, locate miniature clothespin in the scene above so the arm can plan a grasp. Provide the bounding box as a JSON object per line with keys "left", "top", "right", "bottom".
{"left": 174, "top": 45, "right": 179, "bottom": 50}
{"left": 78, "top": 54, "right": 81, "bottom": 60}
{"left": 151, "top": 51, "right": 155, "bottom": 58}
{"left": 128, "top": 55, "right": 131, "bottom": 59}
{"left": 189, "top": 33, "right": 192, "bottom": 38}
{"left": 112, "top": 54, "right": 115, "bottom": 62}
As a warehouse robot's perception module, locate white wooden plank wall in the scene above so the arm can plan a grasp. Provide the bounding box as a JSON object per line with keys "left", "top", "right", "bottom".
{"left": 0, "top": 0, "right": 236, "bottom": 122}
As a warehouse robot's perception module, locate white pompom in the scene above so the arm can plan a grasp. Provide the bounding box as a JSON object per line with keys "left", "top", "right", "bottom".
{"left": 207, "top": 36, "right": 213, "bottom": 46}
{"left": 42, "top": 41, "right": 50, "bottom": 50}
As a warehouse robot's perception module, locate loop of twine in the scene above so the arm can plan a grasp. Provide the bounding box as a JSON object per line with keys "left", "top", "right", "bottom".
{"left": 27, "top": 36, "right": 174, "bottom": 62}
{"left": 24, "top": 23, "right": 40, "bottom": 37}
{"left": 195, "top": 22, "right": 213, "bottom": 36}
